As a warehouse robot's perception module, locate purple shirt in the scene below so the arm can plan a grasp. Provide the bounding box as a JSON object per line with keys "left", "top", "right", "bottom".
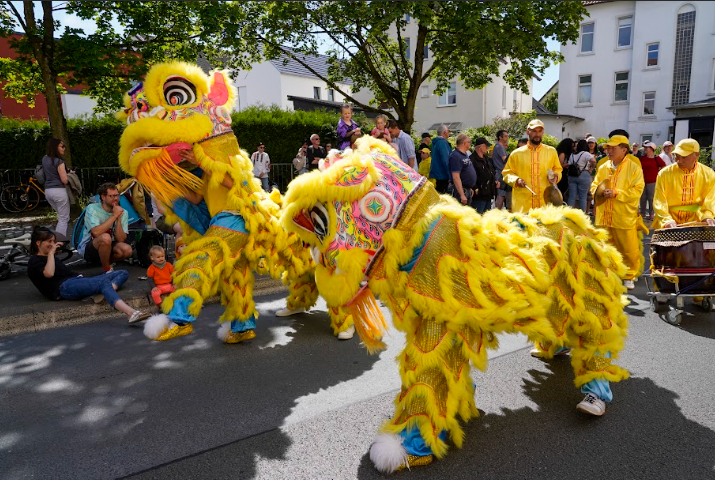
{"left": 337, "top": 118, "right": 360, "bottom": 150}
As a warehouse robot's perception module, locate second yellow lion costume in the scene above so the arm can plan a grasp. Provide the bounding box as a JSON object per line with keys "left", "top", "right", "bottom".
{"left": 281, "top": 137, "right": 630, "bottom": 473}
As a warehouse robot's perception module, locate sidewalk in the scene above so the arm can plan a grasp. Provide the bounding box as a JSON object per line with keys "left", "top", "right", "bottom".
{"left": 0, "top": 252, "right": 287, "bottom": 337}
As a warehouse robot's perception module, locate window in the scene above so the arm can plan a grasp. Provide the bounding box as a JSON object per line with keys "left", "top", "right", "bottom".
{"left": 405, "top": 13, "right": 410, "bottom": 23}
{"left": 313, "top": 87, "right": 320, "bottom": 100}
{"left": 614, "top": 71, "right": 629, "bottom": 102}
{"left": 646, "top": 43, "right": 659, "bottom": 67}
{"left": 502, "top": 86, "right": 507, "bottom": 108}
{"left": 578, "top": 75, "right": 592, "bottom": 104}
{"left": 513, "top": 89, "right": 518, "bottom": 112}
{"left": 423, "top": 44, "right": 429, "bottom": 59}
{"left": 643, "top": 91, "right": 656, "bottom": 115}
{"left": 617, "top": 16, "right": 632, "bottom": 48}
{"left": 420, "top": 85, "right": 429, "bottom": 98}
{"left": 438, "top": 82, "right": 457, "bottom": 106}
{"left": 671, "top": 9, "right": 696, "bottom": 106}
{"left": 580, "top": 23, "right": 594, "bottom": 53}
{"left": 641, "top": 134, "right": 653, "bottom": 143}
{"left": 327, "top": 89, "right": 334, "bottom": 102}
{"left": 404, "top": 37, "right": 411, "bottom": 61}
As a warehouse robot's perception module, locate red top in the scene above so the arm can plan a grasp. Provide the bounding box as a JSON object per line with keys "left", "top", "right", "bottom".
{"left": 147, "top": 262, "right": 174, "bottom": 285}
{"left": 638, "top": 155, "right": 666, "bottom": 184}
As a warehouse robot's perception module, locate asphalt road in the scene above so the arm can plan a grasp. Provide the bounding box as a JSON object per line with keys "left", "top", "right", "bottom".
{"left": 2, "top": 283, "right": 715, "bottom": 480}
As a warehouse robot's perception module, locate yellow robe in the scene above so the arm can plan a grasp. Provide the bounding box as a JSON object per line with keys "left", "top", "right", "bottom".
{"left": 652, "top": 162, "right": 715, "bottom": 229}
{"left": 590, "top": 154, "right": 644, "bottom": 229}
{"left": 502, "top": 143, "right": 562, "bottom": 213}
{"left": 590, "top": 155, "right": 645, "bottom": 280}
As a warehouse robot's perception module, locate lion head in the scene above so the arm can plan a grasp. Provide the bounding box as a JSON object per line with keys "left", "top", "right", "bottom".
{"left": 281, "top": 137, "right": 424, "bottom": 306}
{"left": 117, "top": 61, "right": 237, "bottom": 204}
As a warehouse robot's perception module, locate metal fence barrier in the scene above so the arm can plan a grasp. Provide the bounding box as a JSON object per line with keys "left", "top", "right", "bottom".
{"left": 0, "top": 164, "right": 299, "bottom": 208}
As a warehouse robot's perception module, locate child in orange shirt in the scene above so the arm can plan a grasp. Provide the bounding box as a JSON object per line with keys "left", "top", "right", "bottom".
{"left": 147, "top": 245, "right": 175, "bottom": 306}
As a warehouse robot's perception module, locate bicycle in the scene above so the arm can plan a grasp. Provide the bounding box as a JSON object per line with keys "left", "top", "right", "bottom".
{"left": 0, "top": 174, "right": 44, "bottom": 213}
{"left": 0, "top": 232, "right": 74, "bottom": 280}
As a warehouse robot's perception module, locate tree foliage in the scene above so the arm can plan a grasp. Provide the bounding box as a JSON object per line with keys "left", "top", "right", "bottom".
{"left": 0, "top": 1, "right": 262, "bottom": 164}
{"left": 239, "top": 1, "right": 587, "bottom": 132}
{"left": 542, "top": 91, "right": 559, "bottom": 113}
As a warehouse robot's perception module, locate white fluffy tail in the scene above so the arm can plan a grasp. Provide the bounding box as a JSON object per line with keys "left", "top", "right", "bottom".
{"left": 217, "top": 322, "right": 231, "bottom": 342}
{"left": 143, "top": 314, "right": 173, "bottom": 340}
{"left": 369, "top": 433, "right": 407, "bottom": 474}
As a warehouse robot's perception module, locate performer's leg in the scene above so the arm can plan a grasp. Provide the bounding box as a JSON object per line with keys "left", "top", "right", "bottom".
{"left": 217, "top": 255, "right": 259, "bottom": 344}
{"left": 145, "top": 217, "right": 247, "bottom": 341}
{"left": 607, "top": 227, "right": 643, "bottom": 280}
{"left": 276, "top": 272, "right": 319, "bottom": 317}
{"left": 369, "top": 318, "right": 481, "bottom": 473}
{"left": 328, "top": 305, "right": 355, "bottom": 339}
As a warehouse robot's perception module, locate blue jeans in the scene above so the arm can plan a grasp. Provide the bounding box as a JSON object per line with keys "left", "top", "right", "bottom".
{"left": 472, "top": 198, "right": 491, "bottom": 214}
{"left": 259, "top": 176, "right": 270, "bottom": 191}
{"left": 567, "top": 171, "right": 592, "bottom": 212}
{"left": 59, "top": 270, "right": 129, "bottom": 308}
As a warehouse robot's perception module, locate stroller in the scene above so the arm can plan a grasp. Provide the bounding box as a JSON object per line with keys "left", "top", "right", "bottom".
{"left": 70, "top": 179, "right": 164, "bottom": 268}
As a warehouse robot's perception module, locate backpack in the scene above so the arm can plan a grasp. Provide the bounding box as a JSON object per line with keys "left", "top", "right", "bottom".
{"left": 34, "top": 164, "right": 46, "bottom": 185}
{"left": 567, "top": 152, "right": 587, "bottom": 177}
{"left": 130, "top": 228, "right": 164, "bottom": 267}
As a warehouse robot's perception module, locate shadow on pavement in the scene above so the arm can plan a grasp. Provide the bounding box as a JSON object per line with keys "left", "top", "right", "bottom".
{"left": 0, "top": 293, "right": 380, "bottom": 479}
{"left": 356, "top": 359, "right": 715, "bottom": 480}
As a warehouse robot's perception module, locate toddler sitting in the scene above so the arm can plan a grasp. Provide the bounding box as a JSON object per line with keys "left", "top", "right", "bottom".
{"left": 147, "top": 245, "right": 175, "bottom": 306}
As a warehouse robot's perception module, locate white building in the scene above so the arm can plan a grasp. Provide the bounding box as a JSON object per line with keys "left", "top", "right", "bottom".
{"left": 558, "top": 0, "right": 715, "bottom": 153}
{"left": 226, "top": 51, "right": 353, "bottom": 112}
{"left": 352, "top": 15, "right": 533, "bottom": 134}
{"left": 61, "top": 90, "right": 98, "bottom": 118}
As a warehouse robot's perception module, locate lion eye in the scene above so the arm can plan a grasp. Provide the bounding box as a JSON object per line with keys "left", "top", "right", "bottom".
{"left": 310, "top": 203, "right": 329, "bottom": 242}
{"left": 163, "top": 76, "right": 197, "bottom": 106}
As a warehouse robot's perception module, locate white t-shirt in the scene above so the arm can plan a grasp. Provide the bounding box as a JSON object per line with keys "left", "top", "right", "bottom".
{"left": 659, "top": 152, "right": 674, "bottom": 166}
{"left": 251, "top": 151, "right": 271, "bottom": 177}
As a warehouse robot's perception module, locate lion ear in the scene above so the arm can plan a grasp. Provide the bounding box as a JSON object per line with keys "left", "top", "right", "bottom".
{"left": 208, "top": 70, "right": 236, "bottom": 108}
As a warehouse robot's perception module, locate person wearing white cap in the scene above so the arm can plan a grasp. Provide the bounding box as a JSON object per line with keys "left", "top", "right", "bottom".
{"left": 652, "top": 138, "right": 715, "bottom": 229}
{"left": 659, "top": 141, "right": 674, "bottom": 166}
{"left": 637, "top": 141, "right": 666, "bottom": 220}
{"left": 501, "top": 119, "right": 562, "bottom": 213}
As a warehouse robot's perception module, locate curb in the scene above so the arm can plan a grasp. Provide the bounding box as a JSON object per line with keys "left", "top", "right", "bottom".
{"left": 0, "top": 277, "right": 288, "bottom": 338}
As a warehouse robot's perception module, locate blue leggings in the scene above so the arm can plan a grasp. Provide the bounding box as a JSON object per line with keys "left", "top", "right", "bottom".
{"left": 59, "top": 270, "right": 129, "bottom": 308}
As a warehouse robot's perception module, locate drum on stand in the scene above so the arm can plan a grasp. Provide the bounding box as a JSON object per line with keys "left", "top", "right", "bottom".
{"left": 650, "top": 224, "right": 715, "bottom": 293}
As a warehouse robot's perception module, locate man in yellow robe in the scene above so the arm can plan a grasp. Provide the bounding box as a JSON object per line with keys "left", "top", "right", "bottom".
{"left": 652, "top": 138, "right": 715, "bottom": 230}
{"left": 590, "top": 135, "right": 645, "bottom": 289}
{"left": 502, "top": 119, "right": 562, "bottom": 213}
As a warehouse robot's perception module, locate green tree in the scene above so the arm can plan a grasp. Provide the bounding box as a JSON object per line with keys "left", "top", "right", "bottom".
{"left": 542, "top": 91, "right": 558, "bottom": 113}
{"left": 240, "top": 1, "right": 586, "bottom": 133}
{"left": 0, "top": 1, "right": 260, "bottom": 165}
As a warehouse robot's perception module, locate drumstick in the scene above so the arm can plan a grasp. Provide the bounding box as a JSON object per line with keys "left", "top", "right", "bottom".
{"left": 523, "top": 184, "right": 537, "bottom": 196}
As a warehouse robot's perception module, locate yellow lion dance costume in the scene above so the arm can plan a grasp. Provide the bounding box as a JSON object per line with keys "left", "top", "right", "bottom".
{"left": 117, "top": 61, "right": 354, "bottom": 342}
{"left": 280, "top": 137, "right": 630, "bottom": 473}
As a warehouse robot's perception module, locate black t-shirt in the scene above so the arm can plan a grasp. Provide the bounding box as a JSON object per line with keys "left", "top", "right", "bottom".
{"left": 307, "top": 145, "right": 327, "bottom": 170}
{"left": 27, "top": 255, "right": 79, "bottom": 300}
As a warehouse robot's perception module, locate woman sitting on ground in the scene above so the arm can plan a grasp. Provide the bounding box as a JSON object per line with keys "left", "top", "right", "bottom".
{"left": 26, "top": 227, "right": 150, "bottom": 324}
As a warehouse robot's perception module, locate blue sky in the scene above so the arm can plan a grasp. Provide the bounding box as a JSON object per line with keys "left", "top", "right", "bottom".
{"left": 12, "top": 2, "right": 562, "bottom": 101}
{"left": 532, "top": 37, "right": 562, "bottom": 100}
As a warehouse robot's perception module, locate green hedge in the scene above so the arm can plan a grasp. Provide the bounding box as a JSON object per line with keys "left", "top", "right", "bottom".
{"left": 0, "top": 116, "right": 124, "bottom": 169}
{"left": 0, "top": 106, "right": 369, "bottom": 170}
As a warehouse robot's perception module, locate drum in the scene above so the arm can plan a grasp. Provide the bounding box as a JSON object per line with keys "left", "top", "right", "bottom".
{"left": 650, "top": 225, "right": 715, "bottom": 293}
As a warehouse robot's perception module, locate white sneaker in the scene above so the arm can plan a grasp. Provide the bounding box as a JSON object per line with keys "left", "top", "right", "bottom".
{"left": 623, "top": 279, "right": 635, "bottom": 290}
{"left": 275, "top": 307, "right": 306, "bottom": 317}
{"left": 576, "top": 393, "right": 606, "bottom": 416}
{"left": 337, "top": 325, "right": 355, "bottom": 340}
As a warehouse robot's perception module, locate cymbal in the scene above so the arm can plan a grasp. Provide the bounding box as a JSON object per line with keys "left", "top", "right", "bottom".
{"left": 543, "top": 185, "right": 563, "bottom": 206}
{"left": 594, "top": 178, "right": 611, "bottom": 206}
